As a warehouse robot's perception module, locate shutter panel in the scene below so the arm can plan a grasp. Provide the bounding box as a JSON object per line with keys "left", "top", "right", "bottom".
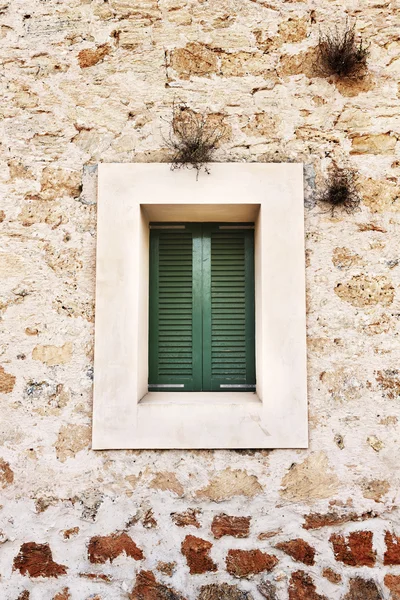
{"left": 148, "top": 225, "right": 202, "bottom": 391}
{"left": 202, "top": 226, "right": 256, "bottom": 391}
{"left": 149, "top": 223, "right": 255, "bottom": 393}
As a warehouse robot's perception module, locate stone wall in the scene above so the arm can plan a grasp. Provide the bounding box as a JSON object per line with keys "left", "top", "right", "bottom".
{"left": 1, "top": 0, "right": 400, "bottom": 598}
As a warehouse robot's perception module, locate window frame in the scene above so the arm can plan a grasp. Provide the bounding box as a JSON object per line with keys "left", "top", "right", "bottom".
{"left": 93, "top": 163, "right": 308, "bottom": 449}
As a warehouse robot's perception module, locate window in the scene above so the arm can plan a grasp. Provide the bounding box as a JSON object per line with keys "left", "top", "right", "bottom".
{"left": 93, "top": 163, "right": 308, "bottom": 449}
{"left": 148, "top": 223, "right": 255, "bottom": 392}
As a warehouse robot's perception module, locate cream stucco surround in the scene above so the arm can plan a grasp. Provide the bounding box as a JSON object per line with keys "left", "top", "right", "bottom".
{"left": 93, "top": 163, "right": 308, "bottom": 449}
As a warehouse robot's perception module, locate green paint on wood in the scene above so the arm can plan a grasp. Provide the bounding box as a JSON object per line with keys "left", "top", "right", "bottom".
{"left": 149, "top": 224, "right": 255, "bottom": 392}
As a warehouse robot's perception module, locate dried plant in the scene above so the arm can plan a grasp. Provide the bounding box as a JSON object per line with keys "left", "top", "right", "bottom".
{"left": 317, "top": 23, "right": 369, "bottom": 78}
{"left": 165, "top": 103, "right": 227, "bottom": 178}
{"left": 319, "top": 166, "right": 361, "bottom": 215}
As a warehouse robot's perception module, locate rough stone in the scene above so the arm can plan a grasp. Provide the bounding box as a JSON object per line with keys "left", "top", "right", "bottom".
{"left": 275, "top": 538, "right": 315, "bottom": 565}
{"left": 332, "top": 247, "right": 363, "bottom": 270}
{"left": 18, "top": 201, "right": 67, "bottom": 228}
{"left": 0, "top": 252, "right": 25, "bottom": 278}
{"left": 241, "top": 113, "right": 280, "bottom": 138}
{"left": 0, "top": 366, "right": 16, "bottom": 393}
{"left": 170, "top": 43, "right": 218, "bottom": 79}
{"left": 88, "top": 533, "right": 144, "bottom": 564}
{"left": 181, "top": 535, "right": 217, "bottom": 574}
{"left": 226, "top": 549, "right": 278, "bottom": 578}
{"left": 343, "top": 577, "right": 383, "bottom": 600}
{"left": 196, "top": 468, "right": 262, "bottom": 502}
{"left": 39, "top": 167, "right": 81, "bottom": 201}
{"left": 150, "top": 472, "right": 184, "bottom": 496}
{"left": 219, "top": 52, "right": 272, "bottom": 78}
{"left": 335, "top": 75, "right": 376, "bottom": 98}
{"left": 350, "top": 133, "right": 397, "bottom": 155}
{"left": 13, "top": 543, "right": 67, "bottom": 578}
{"left": 384, "top": 531, "right": 400, "bottom": 565}
{"left": 359, "top": 178, "right": 400, "bottom": 213}
{"left": 322, "top": 568, "right": 342, "bottom": 584}
{"left": 361, "top": 479, "right": 390, "bottom": 502}
{"left": 171, "top": 508, "right": 201, "bottom": 528}
{"left": 198, "top": 583, "right": 253, "bottom": 600}
{"left": 129, "top": 570, "right": 186, "bottom": 600}
{"left": 211, "top": 514, "right": 251, "bottom": 539}
{"left": 62, "top": 527, "right": 79, "bottom": 539}
{"left": 0, "top": 458, "right": 14, "bottom": 487}
{"left": 32, "top": 343, "right": 73, "bottom": 366}
{"left": 277, "top": 47, "right": 318, "bottom": 79}
{"left": 367, "top": 435, "right": 384, "bottom": 452}
{"left": 55, "top": 424, "right": 91, "bottom": 462}
{"left": 375, "top": 370, "right": 400, "bottom": 400}
{"left": 288, "top": 570, "right": 327, "bottom": 600}
{"left": 157, "top": 561, "right": 176, "bottom": 576}
{"left": 280, "top": 452, "right": 340, "bottom": 502}
{"left": 78, "top": 44, "right": 111, "bottom": 68}
{"left": 335, "top": 276, "right": 395, "bottom": 307}
{"left": 330, "top": 531, "right": 376, "bottom": 567}
{"left": 258, "top": 581, "right": 278, "bottom": 600}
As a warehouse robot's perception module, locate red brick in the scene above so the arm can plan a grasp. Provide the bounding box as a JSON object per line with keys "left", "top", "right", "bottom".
{"left": 13, "top": 543, "right": 67, "bottom": 578}
{"left": 53, "top": 589, "right": 70, "bottom": 600}
{"left": 275, "top": 538, "right": 316, "bottom": 565}
{"left": 303, "top": 510, "right": 377, "bottom": 530}
{"left": 288, "top": 570, "right": 328, "bottom": 600}
{"left": 226, "top": 549, "right": 278, "bottom": 578}
{"left": 181, "top": 535, "right": 217, "bottom": 575}
{"left": 330, "top": 531, "right": 376, "bottom": 567}
{"left": 88, "top": 532, "right": 143, "bottom": 564}
{"left": 384, "top": 531, "right": 400, "bottom": 565}
{"left": 79, "top": 572, "right": 112, "bottom": 582}
{"left": 343, "top": 577, "right": 383, "bottom": 600}
{"left": 211, "top": 514, "right": 251, "bottom": 539}
{"left": 384, "top": 574, "right": 400, "bottom": 599}
{"left": 129, "top": 570, "right": 186, "bottom": 600}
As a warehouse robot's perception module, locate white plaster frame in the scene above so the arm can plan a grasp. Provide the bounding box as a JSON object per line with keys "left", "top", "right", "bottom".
{"left": 93, "top": 163, "right": 308, "bottom": 449}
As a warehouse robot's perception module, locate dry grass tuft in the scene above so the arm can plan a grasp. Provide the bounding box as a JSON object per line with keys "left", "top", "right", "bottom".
{"left": 319, "top": 166, "right": 361, "bottom": 215}
{"left": 317, "top": 23, "right": 369, "bottom": 78}
{"left": 166, "top": 103, "right": 227, "bottom": 178}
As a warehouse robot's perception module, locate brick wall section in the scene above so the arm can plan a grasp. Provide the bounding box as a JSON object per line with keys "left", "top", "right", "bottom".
{"left": 0, "top": 0, "right": 400, "bottom": 597}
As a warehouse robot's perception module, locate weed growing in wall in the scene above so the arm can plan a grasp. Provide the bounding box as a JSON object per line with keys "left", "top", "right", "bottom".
{"left": 317, "top": 23, "right": 369, "bottom": 78}
{"left": 166, "top": 103, "right": 226, "bottom": 178}
{"left": 319, "top": 166, "right": 361, "bottom": 215}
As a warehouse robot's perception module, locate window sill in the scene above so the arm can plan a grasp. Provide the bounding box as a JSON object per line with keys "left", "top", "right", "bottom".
{"left": 139, "top": 391, "right": 260, "bottom": 405}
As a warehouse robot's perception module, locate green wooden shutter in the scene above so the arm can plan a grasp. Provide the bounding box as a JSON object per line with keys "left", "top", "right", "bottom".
{"left": 202, "top": 225, "right": 256, "bottom": 391}
{"left": 149, "top": 223, "right": 255, "bottom": 392}
{"left": 148, "top": 225, "right": 202, "bottom": 391}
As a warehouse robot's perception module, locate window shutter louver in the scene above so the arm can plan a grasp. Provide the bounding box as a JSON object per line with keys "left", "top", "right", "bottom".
{"left": 202, "top": 226, "right": 256, "bottom": 391}
{"left": 149, "top": 224, "right": 255, "bottom": 392}
{"left": 148, "top": 225, "right": 202, "bottom": 391}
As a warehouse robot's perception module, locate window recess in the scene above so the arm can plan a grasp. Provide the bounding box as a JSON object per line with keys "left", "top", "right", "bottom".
{"left": 148, "top": 223, "right": 256, "bottom": 392}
